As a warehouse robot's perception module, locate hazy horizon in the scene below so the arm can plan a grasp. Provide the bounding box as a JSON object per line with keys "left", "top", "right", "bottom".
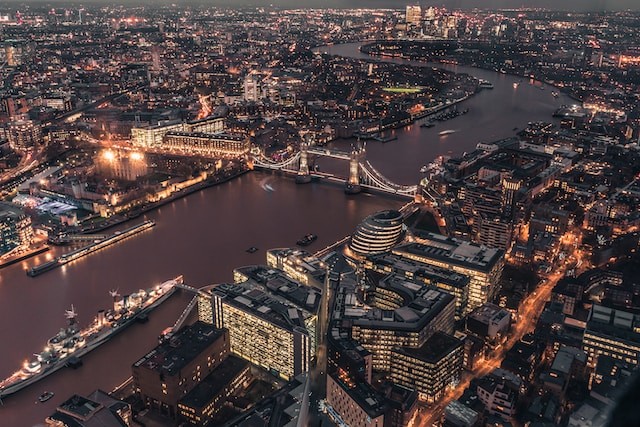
{"left": 0, "top": 0, "right": 638, "bottom": 12}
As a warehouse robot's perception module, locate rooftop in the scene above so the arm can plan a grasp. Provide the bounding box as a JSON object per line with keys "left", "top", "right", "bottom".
{"left": 133, "top": 321, "right": 226, "bottom": 376}
{"left": 393, "top": 233, "right": 503, "bottom": 273}
{"left": 393, "top": 332, "right": 462, "bottom": 363}
{"left": 179, "top": 355, "right": 249, "bottom": 409}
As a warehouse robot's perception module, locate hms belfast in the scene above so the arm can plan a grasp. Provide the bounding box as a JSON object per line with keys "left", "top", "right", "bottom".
{"left": 0, "top": 276, "right": 183, "bottom": 400}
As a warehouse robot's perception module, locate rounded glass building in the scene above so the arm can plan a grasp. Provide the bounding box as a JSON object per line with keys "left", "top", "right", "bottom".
{"left": 349, "top": 210, "right": 404, "bottom": 256}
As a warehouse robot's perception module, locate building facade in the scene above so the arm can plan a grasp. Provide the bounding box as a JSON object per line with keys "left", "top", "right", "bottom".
{"left": 390, "top": 332, "right": 463, "bottom": 403}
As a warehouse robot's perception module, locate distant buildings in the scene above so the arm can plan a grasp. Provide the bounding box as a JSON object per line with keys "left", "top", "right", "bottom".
{"left": 130, "top": 116, "right": 246, "bottom": 158}
{"left": 405, "top": 6, "right": 422, "bottom": 27}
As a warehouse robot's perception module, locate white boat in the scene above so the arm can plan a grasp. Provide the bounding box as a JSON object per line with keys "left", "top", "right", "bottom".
{"left": 439, "top": 130, "right": 457, "bottom": 136}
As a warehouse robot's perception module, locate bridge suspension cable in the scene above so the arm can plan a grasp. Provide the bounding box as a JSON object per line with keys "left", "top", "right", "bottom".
{"left": 359, "top": 160, "right": 417, "bottom": 196}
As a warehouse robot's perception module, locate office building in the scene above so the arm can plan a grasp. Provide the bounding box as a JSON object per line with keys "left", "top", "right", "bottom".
{"left": 161, "top": 132, "right": 250, "bottom": 158}
{"left": 131, "top": 116, "right": 225, "bottom": 149}
{"left": 266, "top": 248, "right": 327, "bottom": 288}
{"left": 349, "top": 276, "right": 456, "bottom": 371}
{"left": 582, "top": 304, "right": 640, "bottom": 366}
{"left": 200, "top": 265, "right": 319, "bottom": 380}
{"left": 393, "top": 233, "right": 504, "bottom": 313}
{"left": 326, "top": 371, "right": 386, "bottom": 427}
{"left": 390, "top": 332, "right": 463, "bottom": 403}
{"left": 406, "top": 6, "right": 422, "bottom": 27}
{"left": 349, "top": 210, "right": 405, "bottom": 256}
{"left": 363, "top": 253, "right": 470, "bottom": 319}
{"left": 132, "top": 322, "right": 230, "bottom": 419}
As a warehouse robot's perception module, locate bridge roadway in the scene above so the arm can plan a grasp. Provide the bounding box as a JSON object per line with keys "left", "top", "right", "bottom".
{"left": 252, "top": 149, "right": 419, "bottom": 199}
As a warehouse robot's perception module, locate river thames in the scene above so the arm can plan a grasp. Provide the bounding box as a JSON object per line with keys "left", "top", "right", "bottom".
{"left": 0, "top": 42, "right": 573, "bottom": 426}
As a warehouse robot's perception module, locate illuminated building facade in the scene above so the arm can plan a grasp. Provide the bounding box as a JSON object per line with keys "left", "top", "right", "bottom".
{"left": 390, "top": 332, "right": 463, "bottom": 403}
{"left": 0, "top": 204, "right": 34, "bottom": 256}
{"left": 266, "top": 248, "right": 327, "bottom": 288}
{"left": 349, "top": 210, "right": 405, "bottom": 256}
{"left": 97, "top": 150, "right": 148, "bottom": 181}
{"left": 131, "top": 116, "right": 225, "bottom": 149}
{"left": 7, "top": 118, "right": 43, "bottom": 151}
{"left": 349, "top": 276, "right": 456, "bottom": 371}
{"left": 405, "top": 5, "right": 422, "bottom": 26}
{"left": 200, "top": 265, "right": 320, "bottom": 380}
{"left": 393, "top": 234, "right": 504, "bottom": 314}
{"left": 363, "top": 253, "right": 469, "bottom": 319}
{"left": 132, "top": 322, "right": 230, "bottom": 419}
{"left": 326, "top": 372, "right": 386, "bottom": 427}
{"left": 162, "top": 132, "right": 250, "bottom": 158}
{"left": 582, "top": 304, "right": 640, "bottom": 366}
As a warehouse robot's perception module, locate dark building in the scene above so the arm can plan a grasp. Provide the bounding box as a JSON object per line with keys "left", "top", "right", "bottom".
{"left": 177, "top": 355, "right": 252, "bottom": 426}
{"left": 45, "top": 390, "right": 131, "bottom": 427}
{"left": 132, "top": 321, "right": 229, "bottom": 419}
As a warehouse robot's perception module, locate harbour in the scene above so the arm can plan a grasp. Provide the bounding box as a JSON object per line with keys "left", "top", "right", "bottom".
{"left": 0, "top": 276, "right": 181, "bottom": 400}
{"left": 27, "top": 220, "right": 156, "bottom": 277}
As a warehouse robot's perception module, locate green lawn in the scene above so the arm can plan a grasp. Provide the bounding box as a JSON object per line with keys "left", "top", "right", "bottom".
{"left": 383, "top": 87, "right": 424, "bottom": 93}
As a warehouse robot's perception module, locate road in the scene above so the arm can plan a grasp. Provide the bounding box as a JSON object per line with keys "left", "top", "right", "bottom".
{"left": 413, "top": 267, "right": 567, "bottom": 427}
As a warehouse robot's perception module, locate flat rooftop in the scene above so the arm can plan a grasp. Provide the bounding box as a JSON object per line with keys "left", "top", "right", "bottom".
{"left": 133, "top": 321, "right": 226, "bottom": 376}
{"left": 393, "top": 332, "right": 462, "bottom": 363}
{"left": 393, "top": 233, "right": 503, "bottom": 273}
{"left": 468, "top": 303, "right": 510, "bottom": 324}
{"left": 179, "top": 355, "right": 249, "bottom": 409}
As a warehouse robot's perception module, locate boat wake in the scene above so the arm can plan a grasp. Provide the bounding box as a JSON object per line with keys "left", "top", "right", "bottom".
{"left": 259, "top": 178, "right": 276, "bottom": 192}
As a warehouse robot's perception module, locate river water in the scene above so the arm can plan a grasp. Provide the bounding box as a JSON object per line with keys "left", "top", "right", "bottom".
{"left": 0, "top": 42, "right": 573, "bottom": 426}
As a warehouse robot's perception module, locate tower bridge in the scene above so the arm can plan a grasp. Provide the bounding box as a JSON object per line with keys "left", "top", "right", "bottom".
{"left": 251, "top": 143, "right": 438, "bottom": 201}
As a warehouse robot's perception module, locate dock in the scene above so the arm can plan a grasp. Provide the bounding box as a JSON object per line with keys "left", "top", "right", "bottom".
{"left": 27, "top": 221, "right": 155, "bottom": 277}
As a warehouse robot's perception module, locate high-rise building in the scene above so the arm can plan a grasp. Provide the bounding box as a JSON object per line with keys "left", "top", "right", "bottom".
{"left": 393, "top": 233, "right": 504, "bottom": 314}
{"left": 363, "top": 253, "right": 470, "bottom": 319}
{"left": 390, "top": 332, "right": 463, "bottom": 403}
{"left": 199, "top": 265, "right": 320, "bottom": 380}
{"left": 406, "top": 6, "right": 422, "bottom": 27}
{"left": 348, "top": 276, "right": 456, "bottom": 371}
{"left": 132, "top": 322, "right": 230, "bottom": 419}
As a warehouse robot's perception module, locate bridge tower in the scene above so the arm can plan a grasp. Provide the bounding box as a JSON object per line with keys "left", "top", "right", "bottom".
{"left": 296, "top": 142, "right": 312, "bottom": 184}
{"left": 345, "top": 146, "right": 363, "bottom": 194}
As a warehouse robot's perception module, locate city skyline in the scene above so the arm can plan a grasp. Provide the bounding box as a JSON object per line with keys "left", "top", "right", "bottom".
{"left": 1, "top": 4, "right": 639, "bottom": 427}
{"left": 0, "top": 0, "right": 639, "bottom": 11}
